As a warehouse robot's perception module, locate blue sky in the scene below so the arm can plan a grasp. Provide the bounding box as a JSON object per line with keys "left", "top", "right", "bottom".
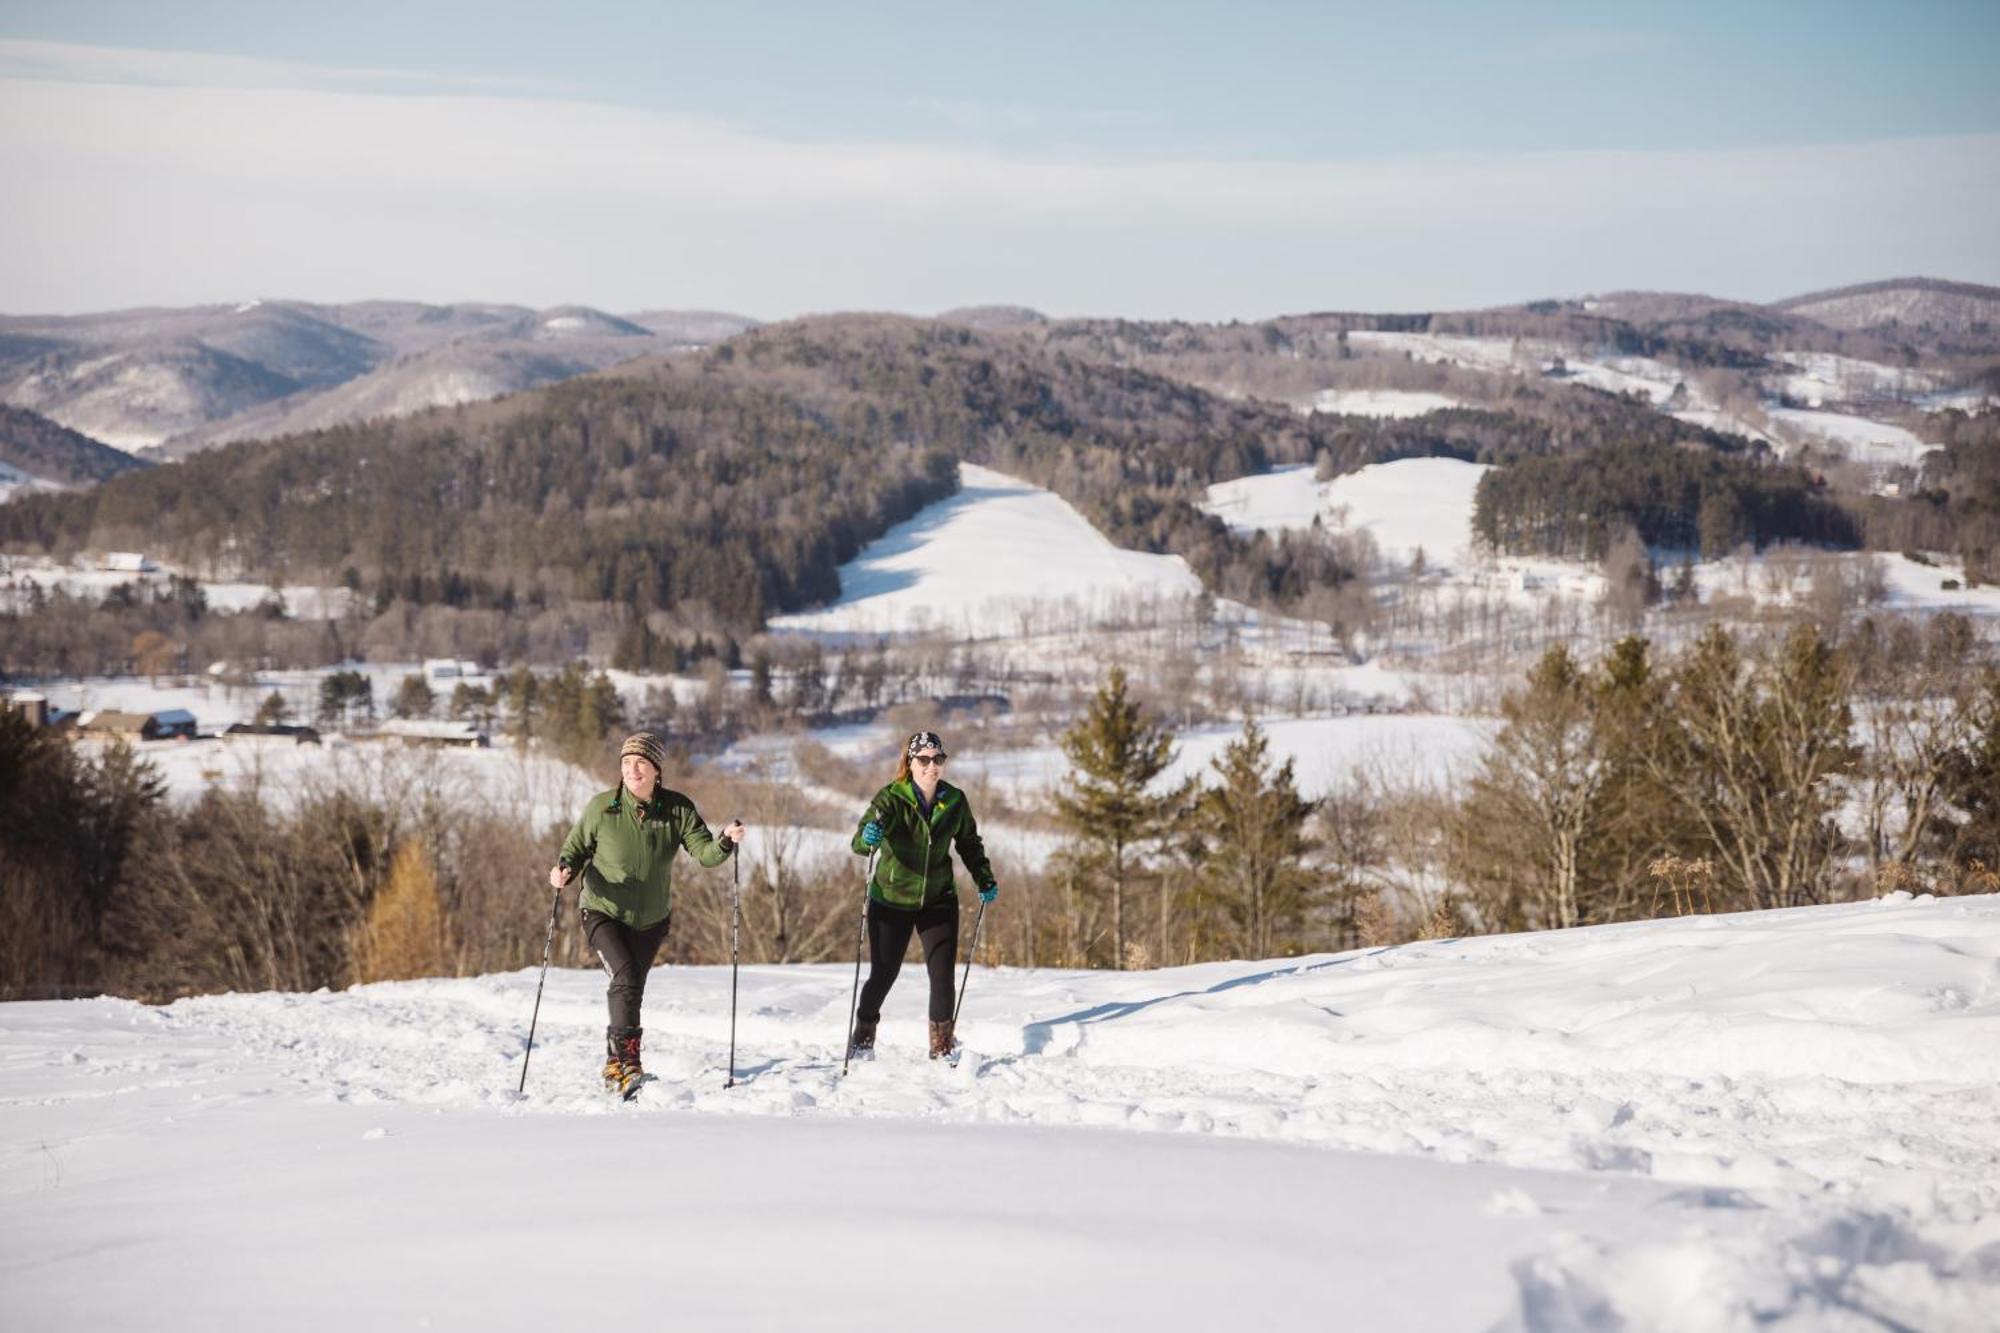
{"left": 1, "top": 2, "right": 1996, "bottom": 317}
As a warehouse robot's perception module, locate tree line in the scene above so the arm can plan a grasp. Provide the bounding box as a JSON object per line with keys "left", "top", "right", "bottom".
{"left": 1472, "top": 439, "right": 1860, "bottom": 561}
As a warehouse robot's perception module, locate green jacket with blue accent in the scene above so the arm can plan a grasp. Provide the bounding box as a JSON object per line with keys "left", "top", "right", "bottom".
{"left": 559, "top": 784, "right": 732, "bottom": 929}
{"left": 851, "top": 778, "right": 996, "bottom": 909}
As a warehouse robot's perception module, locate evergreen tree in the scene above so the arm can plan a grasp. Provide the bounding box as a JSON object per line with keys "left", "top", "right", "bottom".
{"left": 391, "top": 674, "right": 435, "bottom": 721}
{"left": 1054, "top": 667, "right": 1191, "bottom": 968}
{"left": 254, "top": 691, "right": 292, "bottom": 726}
{"left": 1185, "top": 719, "right": 1320, "bottom": 959}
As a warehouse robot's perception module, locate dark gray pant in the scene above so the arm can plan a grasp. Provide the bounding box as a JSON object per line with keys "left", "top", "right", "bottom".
{"left": 583, "top": 909, "right": 671, "bottom": 1029}
{"left": 858, "top": 899, "right": 959, "bottom": 1024}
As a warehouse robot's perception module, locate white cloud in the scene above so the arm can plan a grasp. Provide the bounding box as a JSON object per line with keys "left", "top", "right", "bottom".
{"left": 0, "top": 38, "right": 561, "bottom": 96}
{"left": 2, "top": 42, "right": 1995, "bottom": 318}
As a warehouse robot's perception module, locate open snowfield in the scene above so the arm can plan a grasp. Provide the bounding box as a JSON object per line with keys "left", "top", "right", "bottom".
{"left": 1765, "top": 408, "right": 1936, "bottom": 470}
{"left": 3, "top": 894, "right": 1995, "bottom": 1330}
{"left": 770, "top": 463, "right": 1202, "bottom": 638}
{"left": 1773, "top": 352, "right": 1940, "bottom": 408}
{"left": 1204, "top": 457, "right": 1491, "bottom": 571}
{"left": 0, "top": 555, "right": 353, "bottom": 619}
{"left": 1307, "top": 388, "right": 1462, "bottom": 418}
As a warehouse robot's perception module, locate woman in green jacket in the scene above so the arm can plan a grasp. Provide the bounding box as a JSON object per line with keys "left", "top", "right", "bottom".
{"left": 550, "top": 731, "right": 745, "bottom": 1096}
{"left": 850, "top": 730, "right": 997, "bottom": 1060}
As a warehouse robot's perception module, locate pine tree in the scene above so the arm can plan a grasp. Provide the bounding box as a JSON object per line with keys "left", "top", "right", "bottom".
{"left": 1186, "top": 718, "right": 1320, "bottom": 959}
{"left": 1054, "top": 667, "right": 1190, "bottom": 968}
{"left": 391, "top": 674, "right": 435, "bottom": 721}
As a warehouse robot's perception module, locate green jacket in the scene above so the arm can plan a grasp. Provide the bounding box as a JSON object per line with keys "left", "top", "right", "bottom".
{"left": 851, "top": 778, "right": 995, "bottom": 909}
{"left": 559, "top": 785, "right": 732, "bottom": 929}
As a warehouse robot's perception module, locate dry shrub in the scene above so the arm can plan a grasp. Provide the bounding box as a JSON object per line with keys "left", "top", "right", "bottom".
{"left": 1416, "top": 896, "right": 1461, "bottom": 941}
{"left": 1353, "top": 891, "right": 1398, "bottom": 948}
{"left": 354, "top": 841, "right": 444, "bottom": 983}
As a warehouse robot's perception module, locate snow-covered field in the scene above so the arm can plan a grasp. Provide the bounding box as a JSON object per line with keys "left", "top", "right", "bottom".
{"left": 0, "top": 555, "right": 353, "bottom": 619}
{"left": 770, "top": 463, "right": 1203, "bottom": 638}
{"left": 1765, "top": 407, "right": 1936, "bottom": 470}
{"left": 1306, "top": 387, "right": 1461, "bottom": 418}
{"left": 1773, "top": 351, "right": 1941, "bottom": 407}
{"left": 4, "top": 894, "right": 1995, "bottom": 1330}
{"left": 1204, "top": 457, "right": 1491, "bottom": 571}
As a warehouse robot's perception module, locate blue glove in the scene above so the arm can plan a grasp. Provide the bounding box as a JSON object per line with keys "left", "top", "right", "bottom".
{"left": 860, "top": 820, "right": 883, "bottom": 848}
{"left": 980, "top": 884, "right": 998, "bottom": 904}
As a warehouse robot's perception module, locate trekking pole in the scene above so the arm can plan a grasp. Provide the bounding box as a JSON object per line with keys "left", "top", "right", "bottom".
{"left": 953, "top": 897, "right": 988, "bottom": 1025}
{"left": 517, "top": 873, "right": 567, "bottom": 1098}
{"left": 725, "top": 820, "right": 743, "bottom": 1089}
{"left": 841, "top": 835, "right": 879, "bottom": 1078}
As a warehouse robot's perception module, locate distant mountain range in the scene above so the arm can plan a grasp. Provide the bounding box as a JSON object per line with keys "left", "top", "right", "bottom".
{"left": 1, "top": 277, "right": 1993, "bottom": 495}
{"left": 0, "top": 300, "right": 760, "bottom": 459}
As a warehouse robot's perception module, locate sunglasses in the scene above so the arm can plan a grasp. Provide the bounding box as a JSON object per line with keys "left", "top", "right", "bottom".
{"left": 911, "top": 753, "right": 948, "bottom": 767}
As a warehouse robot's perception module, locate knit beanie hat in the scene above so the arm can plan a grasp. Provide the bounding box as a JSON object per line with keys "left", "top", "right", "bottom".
{"left": 619, "top": 731, "right": 666, "bottom": 772}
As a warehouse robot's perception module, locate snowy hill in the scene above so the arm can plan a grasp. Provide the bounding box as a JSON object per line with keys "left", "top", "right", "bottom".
{"left": 3, "top": 893, "right": 1995, "bottom": 1329}
{"left": 0, "top": 300, "right": 755, "bottom": 453}
{"left": 769, "top": 462, "right": 1204, "bottom": 638}
{"left": 1772, "top": 277, "right": 2000, "bottom": 335}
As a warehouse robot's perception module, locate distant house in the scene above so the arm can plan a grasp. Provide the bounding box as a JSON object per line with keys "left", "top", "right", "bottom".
{"left": 6, "top": 691, "right": 49, "bottom": 727}
{"left": 423, "top": 658, "right": 483, "bottom": 683}
{"left": 374, "top": 718, "right": 489, "bottom": 748}
{"left": 102, "top": 552, "right": 161, "bottom": 574}
{"left": 223, "top": 722, "right": 322, "bottom": 745}
{"left": 78, "top": 708, "right": 198, "bottom": 741}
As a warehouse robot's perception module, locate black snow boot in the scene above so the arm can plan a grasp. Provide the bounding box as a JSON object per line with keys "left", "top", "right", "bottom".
{"left": 848, "top": 1018, "right": 877, "bottom": 1060}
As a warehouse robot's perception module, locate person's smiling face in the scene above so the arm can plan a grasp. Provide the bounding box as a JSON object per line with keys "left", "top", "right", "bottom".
{"left": 621, "top": 752, "right": 660, "bottom": 801}
{"left": 910, "top": 748, "right": 947, "bottom": 793}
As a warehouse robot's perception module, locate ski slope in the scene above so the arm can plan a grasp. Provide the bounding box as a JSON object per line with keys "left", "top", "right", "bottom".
{"left": 4, "top": 894, "right": 1996, "bottom": 1330}
{"left": 770, "top": 463, "right": 1202, "bottom": 638}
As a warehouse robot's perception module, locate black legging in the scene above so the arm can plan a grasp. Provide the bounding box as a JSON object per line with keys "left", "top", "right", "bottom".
{"left": 583, "top": 909, "right": 672, "bottom": 1029}
{"left": 857, "top": 899, "right": 959, "bottom": 1024}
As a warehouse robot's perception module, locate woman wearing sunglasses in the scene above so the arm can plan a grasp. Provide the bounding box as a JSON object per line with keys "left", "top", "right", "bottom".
{"left": 849, "top": 730, "right": 998, "bottom": 1060}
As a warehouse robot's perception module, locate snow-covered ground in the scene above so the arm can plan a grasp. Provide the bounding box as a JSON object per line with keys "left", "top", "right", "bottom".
{"left": 1305, "top": 387, "right": 1461, "bottom": 418}
{"left": 1773, "top": 351, "right": 1941, "bottom": 407}
{"left": 1765, "top": 407, "right": 1936, "bottom": 470}
{"left": 770, "top": 463, "right": 1203, "bottom": 638}
{"left": 1346, "top": 330, "right": 1530, "bottom": 373}
{"left": 1204, "top": 457, "right": 1491, "bottom": 571}
{"left": 4, "top": 893, "right": 1994, "bottom": 1330}
{"left": 0, "top": 554, "right": 353, "bottom": 619}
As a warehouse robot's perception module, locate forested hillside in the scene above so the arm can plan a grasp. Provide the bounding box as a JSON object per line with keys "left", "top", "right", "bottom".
{"left": 0, "top": 370, "right": 958, "bottom": 632}
{"left": 0, "top": 405, "right": 149, "bottom": 486}
{"left": 1, "top": 312, "right": 1981, "bottom": 656}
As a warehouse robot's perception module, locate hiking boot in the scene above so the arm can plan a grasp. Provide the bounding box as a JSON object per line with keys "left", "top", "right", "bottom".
{"left": 928, "top": 1019, "right": 956, "bottom": 1060}
{"left": 848, "top": 1018, "right": 877, "bottom": 1060}
{"left": 602, "top": 1027, "right": 628, "bottom": 1092}
{"left": 616, "top": 1029, "right": 645, "bottom": 1097}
